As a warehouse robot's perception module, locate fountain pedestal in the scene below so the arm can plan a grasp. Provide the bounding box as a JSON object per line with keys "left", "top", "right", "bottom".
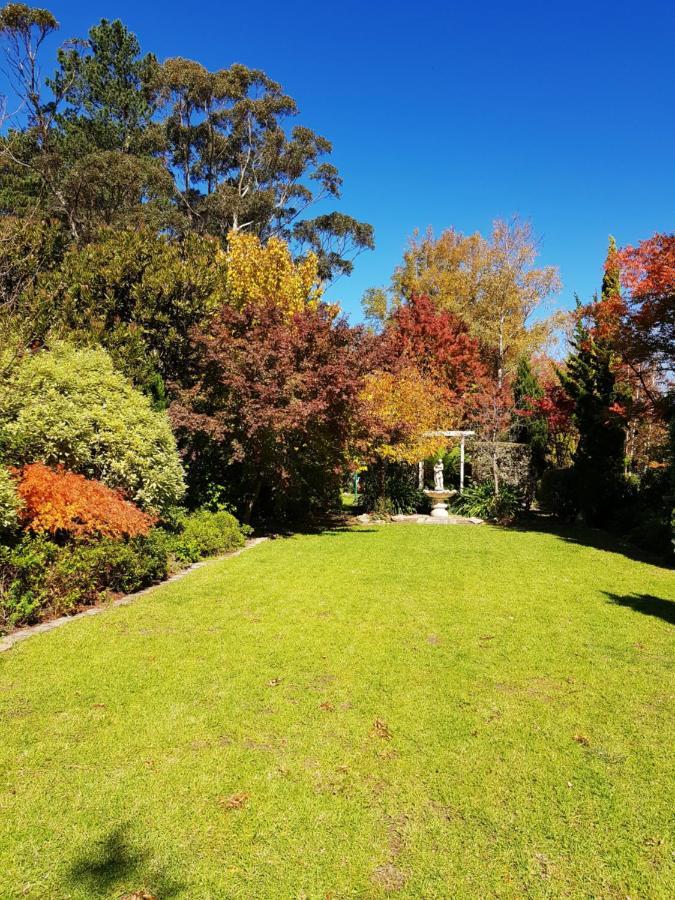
{"left": 424, "top": 489, "right": 457, "bottom": 519}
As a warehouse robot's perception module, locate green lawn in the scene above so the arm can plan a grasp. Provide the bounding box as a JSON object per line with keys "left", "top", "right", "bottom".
{"left": 1, "top": 525, "right": 673, "bottom": 898}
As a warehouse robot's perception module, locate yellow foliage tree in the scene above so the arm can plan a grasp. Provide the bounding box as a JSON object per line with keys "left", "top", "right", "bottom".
{"left": 225, "top": 231, "right": 323, "bottom": 314}
{"left": 360, "top": 367, "right": 455, "bottom": 464}
{"left": 390, "top": 217, "right": 562, "bottom": 384}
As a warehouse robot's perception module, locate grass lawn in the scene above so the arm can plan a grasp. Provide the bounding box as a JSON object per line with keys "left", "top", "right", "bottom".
{"left": 1, "top": 524, "right": 674, "bottom": 898}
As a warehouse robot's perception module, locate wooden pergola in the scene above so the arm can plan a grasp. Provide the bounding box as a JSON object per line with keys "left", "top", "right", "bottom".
{"left": 420, "top": 430, "right": 475, "bottom": 494}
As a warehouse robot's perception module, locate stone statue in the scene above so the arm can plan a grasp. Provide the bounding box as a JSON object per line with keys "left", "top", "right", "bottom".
{"left": 433, "top": 458, "right": 444, "bottom": 492}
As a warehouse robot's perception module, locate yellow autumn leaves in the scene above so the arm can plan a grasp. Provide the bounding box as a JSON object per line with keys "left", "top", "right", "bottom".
{"left": 360, "top": 368, "right": 455, "bottom": 464}
{"left": 225, "top": 231, "right": 322, "bottom": 315}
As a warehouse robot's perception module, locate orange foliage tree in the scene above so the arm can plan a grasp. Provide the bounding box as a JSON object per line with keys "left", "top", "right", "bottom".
{"left": 359, "top": 367, "right": 454, "bottom": 465}
{"left": 16, "top": 463, "right": 156, "bottom": 539}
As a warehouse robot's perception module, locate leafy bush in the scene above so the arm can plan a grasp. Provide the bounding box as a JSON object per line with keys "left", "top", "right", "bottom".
{"left": 538, "top": 468, "right": 578, "bottom": 521}
{"left": 0, "top": 533, "right": 170, "bottom": 631}
{"left": 0, "top": 342, "right": 185, "bottom": 513}
{"left": 0, "top": 465, "right": 20, "bottom": 533}
{"left": 0, "top": 508, "right": 250, "bottom": 632}
{"left": 453, "top": 481, "right": 523, "bottom": 523}
{"left": 16, "top": 463, "right": 155, "bottom": 539}
{"left": 360, "top": 462, "right": 425, "bottom": 515}
{"left": 166, "top": 508, "right": 249, "bottom": 564}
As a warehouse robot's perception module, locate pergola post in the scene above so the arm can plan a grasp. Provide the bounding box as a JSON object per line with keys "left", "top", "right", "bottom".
{"left": 421, "top": 430, "right": 474, "bottom": 496}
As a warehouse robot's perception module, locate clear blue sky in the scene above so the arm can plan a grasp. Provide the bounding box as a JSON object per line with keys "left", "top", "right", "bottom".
{"left": 6, "top": 0, "right": 675, "bottom": 321}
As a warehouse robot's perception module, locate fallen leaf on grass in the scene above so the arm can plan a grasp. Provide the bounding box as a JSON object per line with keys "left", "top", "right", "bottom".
{"left": 219, "top": 792, "right": 249, "bottom": 810}
{"left": 573, "top": 734, "right": 590, "bottom": 746}
{"left": 371, "top": 718, "right": 392, "bottom": 740}
{"left": 319, "top": 700, "right": 335, "bottom": 711}
{"left": 267, "top": 678, "right": 282, "bottom": 687}
{"left": 121, "top": 893, "right": 157, "bottom": 900}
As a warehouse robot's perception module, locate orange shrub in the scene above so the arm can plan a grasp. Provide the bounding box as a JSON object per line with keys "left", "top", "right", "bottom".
{"left": 16, "top": 463, "right": 156, "bottom": 539}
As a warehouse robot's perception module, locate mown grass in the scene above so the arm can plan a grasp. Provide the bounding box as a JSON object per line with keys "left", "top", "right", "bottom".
{"left": 1, "top": 524, "right": 673, "bottom": 898}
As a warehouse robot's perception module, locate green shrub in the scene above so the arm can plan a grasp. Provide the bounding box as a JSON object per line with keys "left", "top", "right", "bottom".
{"left": 453, "top": 481, "right": 523, "bottom": 523}
{"left": 166, "top": 508, "right": 249, "bottom": 564}
{"left": 0, "top": 508, "right": 249, "bottom": 632}
{"left": 361, "top": 462, "right": 424, "bottom": 515}
{"left": 0, "top": 535, "right": 58, "bottom": 629}
{"left": 0, "top": 342, "right": 185, "bottom": 513}
{"left": 0, "top": 533, "right": 170, "bottom": 631}
{"left": 538, "top": 468, "right": 578, "bottom": 521}
{"left": 0, "top": 465, "right": 20, "bottom": 533}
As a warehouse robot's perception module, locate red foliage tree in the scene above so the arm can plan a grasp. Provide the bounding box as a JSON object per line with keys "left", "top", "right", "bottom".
{"left": 16, "top": 463, "right": 155, "bottom": 539}
{"left": 527, "top": 382, "right": 576, "bottom": 467}
{"left": 616, "top": 233, "right": 674, "bottom": 375}
{"left": 169, "top": 301, "right": 376, "bottom": 522}
{"left": 383, "top": 294, "right": 487, "bottom": 418}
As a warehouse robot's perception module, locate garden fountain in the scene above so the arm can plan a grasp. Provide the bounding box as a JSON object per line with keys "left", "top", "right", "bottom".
{"left": 424, "top": 458, "right": 457, "bottom": 519}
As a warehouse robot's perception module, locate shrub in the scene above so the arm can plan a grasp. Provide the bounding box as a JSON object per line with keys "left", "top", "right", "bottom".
{"left": 538, "top": 468, "right": 578, "bottom": 521}
{"left": 0, "top": 342, "right": 185, "bottom": 513}
{"left": 453, "top": 481, "right": 523, "bottom": 523}
{"left": 0, "top": 508, "right": 249, "bottom": 632}
{"left": 360, "top": 462, "right": 425, "bottom": 515}
{"left": 0, "top": 533, "right": 170, "bottom": 631}
{"left": 16, "top": 463, "right": 155, "bottom": 539}
{"left": 0, "top": 465, "right": 20, "bottom": 533}
{"left": 166, "top": 508, "right": 249, "bottom": 564}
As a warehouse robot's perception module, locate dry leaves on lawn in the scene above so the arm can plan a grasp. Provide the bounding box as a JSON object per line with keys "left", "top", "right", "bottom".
{"left": 219, "top": 792, "right": 249, "bottom": 810}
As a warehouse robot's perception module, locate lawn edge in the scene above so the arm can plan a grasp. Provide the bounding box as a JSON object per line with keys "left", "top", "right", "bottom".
{"left": 0, "top": 536, "right": 268, "bottom": 654}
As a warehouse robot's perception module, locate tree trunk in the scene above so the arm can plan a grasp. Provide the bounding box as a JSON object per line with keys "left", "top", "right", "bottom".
{"left": 243, "top": 476, "right": 263, "bottom": 525}
{"left": 492, "top": 443, "right": 500, "bottom": 496}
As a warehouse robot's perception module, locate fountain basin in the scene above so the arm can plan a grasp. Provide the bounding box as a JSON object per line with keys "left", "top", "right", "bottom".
{"left": 424, "top": 488, "right": 457, "bottom": 519}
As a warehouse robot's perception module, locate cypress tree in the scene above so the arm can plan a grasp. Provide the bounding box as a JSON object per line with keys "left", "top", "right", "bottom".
{"left": 512, "top": 357, "right": 547, "bottom": 473}
{"left": 560, "top": 299, "right": 627, "bottom": 524}
{"left": 601, "top": 235, "right": 621, "bottom": 300}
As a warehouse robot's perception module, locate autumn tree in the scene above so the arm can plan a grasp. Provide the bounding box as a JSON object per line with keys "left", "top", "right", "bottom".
{"left": 584, "top": 235, "right": 671, "bottom": 474}
{"left": 169, "top": 302, "right": 373, "bottom": 523}
{"left": 371, "top": 218, "right": 561, "bottom": 384}
{"left": 382, "top": 294, "right": 486, "bottom": 417}
{"left": 616, "top": 233, "right": 674, "bottom": 390}
{"left": 224, "top": 230, "right": 322, "bottom": 314}
{"left": 359, "top": 367, "right": 454, "bottom": 466}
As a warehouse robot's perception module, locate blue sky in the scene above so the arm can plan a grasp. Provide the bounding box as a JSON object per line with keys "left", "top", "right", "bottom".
{"left": 4, "top": 0, "right": 675, "bottom": 321}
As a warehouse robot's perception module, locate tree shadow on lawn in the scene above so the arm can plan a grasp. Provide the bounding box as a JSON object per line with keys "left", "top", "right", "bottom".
{"left": 603, "top": 591, "right": 675, "bottom": 626}
{"left": 68, "top": 824, "right": 183, "bottom": 897}
{"left": 510, "top": 514, "right": 673, "bottom": 570}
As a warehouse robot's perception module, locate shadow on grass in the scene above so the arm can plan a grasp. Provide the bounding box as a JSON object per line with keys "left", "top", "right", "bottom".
{"left": 510, "top": 514, "right": 673, "bottom": 569}
{"left": 69, "top": 825, "right": 183, "bottom": 897}
{"left": 262, "top": 511, "right": 380, "bottom": 538}
{"left": 603, "top": 591, "right": 675, "bottom": 625}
